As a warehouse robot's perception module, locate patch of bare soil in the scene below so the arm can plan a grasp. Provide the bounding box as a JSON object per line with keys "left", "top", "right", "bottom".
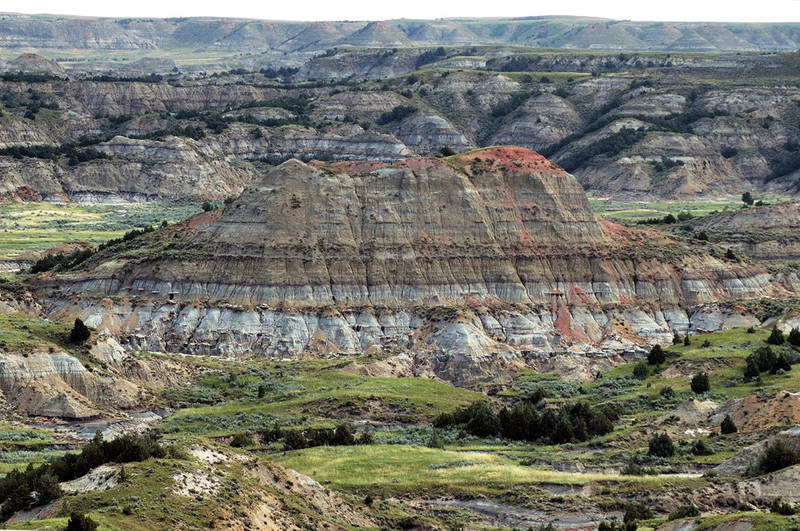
{"left": 661, "top": 358, "right": 732, "bottom": 379}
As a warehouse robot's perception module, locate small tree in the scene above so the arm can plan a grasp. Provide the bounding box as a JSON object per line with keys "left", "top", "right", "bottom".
{"left": 690, "top": 372, "right": 710, "bottom": 394}
{"left": 648, "top": 432, "right": 675, "bottom": 457}
{"left": 683, "top": 335, "right": 691, "bottom": 346}
{"left": 767, "top": 327, "right": 785, "bottom": 345}
{"left": 788, "top": 327, "right": 800, "bottom": 347}
{"left": 758, "top": 439, "right": 798, "bottom": 474}
{"left": 721, "top": 414, "right": 738, "bottom": 435}
{"left": 202, "top": 200, "right": 213, "bottom": 212}
{"left": 66, "top": 513, "right": 98, "bottom": 531}
{"left": 725, "top": 248, "right": 737, "bottom": 260}
{"left": 69, "top": 318, "right": 91, "bottom": 344}
{"left": 744, "top": 355, "right": 761, "bottom": 379}
{"left": 672, "top": 332, "right": 682, "bottom": 345}
{"left": 647, "top": 344, "right": 666, "bottom": 365}
{"left": 439, "top": 146, "right": 456, "bottom": 157}
{"left": 229, "top": 433, "right": 253, "bottom": 448}
{"left": 633, "top": 362, "right": 649, "bottom": 379}
{"left": 742, "top": 191, "right": 754, "bottom": 206}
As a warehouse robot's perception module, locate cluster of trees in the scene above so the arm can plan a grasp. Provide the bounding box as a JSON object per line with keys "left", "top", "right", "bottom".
{"left": 132, "top": 124, "right": 206, "bottom": 141}
{"left": 377, "top": 105, "right": 417, "bottom": 125}
{"left": 86, "top": 73, "right": 163, "bottom": 83}
{"left": 0, "top": 432, "right": 163, "bottom": 521}
{"left": 97, "top": 225, "right": 156, "bottom": 252}
{"left": 744, "top": 345, "right": 792, "bottom": 379}
{"left": 30, "top": 248, "right": 93, "bottom": 274}
{"left": 651, "top": 157, "right": 684, "bottom": 173}
{"left": 415, "top": 47, "right": 448, "bottom": 68}
{"left": 258, "top": 422, "right": 373, "bottom": 451}
{"left": 758, "top": 439, "right": 798, "bottom": 474}
{"left": 557, "top": 127, "right": 647, "bottom": 172}
{"left": 490, "top": 90, "right": 541, "bottom": 118}
{"left": 433, "top": 400, "right": 619, "bottom": 444}
{"left": 0, "top": 144, "right": 108, "bottom": 166}
{"left": 259, "top": 66, "right": 300, "bottom": 78}
{"left": 767, "top": 142, "right": 800, "bottom": 182}
{"left": 1, "top": 72, "right": 62, "bottom": 82}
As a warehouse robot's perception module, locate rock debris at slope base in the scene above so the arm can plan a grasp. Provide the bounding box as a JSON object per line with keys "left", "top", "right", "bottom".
{"left": 38, "top": 147, "right": 797, "bottom": 385}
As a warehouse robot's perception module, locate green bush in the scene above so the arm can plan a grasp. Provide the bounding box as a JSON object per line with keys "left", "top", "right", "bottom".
{"left": 771, "top": 498, "right": 797, "bottom": 515}
{"left": 788, "top": 327, "right": 800, "bottom": 346}
{"left": 65, "top": 512, "right": 98, "bottom": 531}
{"left": 229, "top": 433, "right": 254, "bottom": 448}
{"left": 647, "top": 344, "right": 666, "bottom": 365}
{"left": 69, "top": 318, "right": 91, "bottom": 344}
{"left": 691, "top": 439, "right": 713, "bottom": 456}
{"left": 648, "top": 433, "right": 675, "bottom": 457}
{"left": 720, "top": 414, "right": 737, "bottom": 435}
{"left": 633, "top": 362, "right": 649, "bottom": 379}
{"left": 767, "top": 327, "right": 785, "bottom": 345}
{"left": 668, "top": 504, "right": 700, "bottom": 520}
{"left": 758, "top": 440, "right": 798, "bottom": 474}
{"left": 690, "top": 372, "right": 710, "bottom": 394}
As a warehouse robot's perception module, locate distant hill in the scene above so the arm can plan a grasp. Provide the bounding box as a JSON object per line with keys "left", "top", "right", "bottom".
{"left": 0, "top": 13, "right": 798, "bottom": 52}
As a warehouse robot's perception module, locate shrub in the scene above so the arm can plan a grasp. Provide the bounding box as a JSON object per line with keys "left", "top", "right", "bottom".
{"left": 66, "top": 512, "right": 98, "bottom": 531}
{"left": 427, "top": 429, "right": 445, "bottom": 449}
{"left": 684, "top": 335, "right": 692, "bottom": 346}
{"left": 623, "top": 502, "right": 652, "bottom": 524}
{"left": 742, "top": 191, "right": 754, "bottom": 205}
{"left": 767, "top": 327, "right": 785, "bottom": 345}
{"left": 668, "top": 504, "right": 700, "bottom": 520}
{"left": 691, "top": 439, "right": 713, "bottom": 456}
{"left": 229, "top": 433, "right": 253, "bottom": 448}
{"left": 648, "top": 433, "right": 675, "bottom": 457}
{"left": 69, "top": 318, "right": 91, "bottom": 344}
{"left": 202, "top": 201, "right": 213, "bottom": 212}
{"left": 771, "top": 498, "right": 797, "bottom": 515}
{"left": 439, "top": 146, "right": 456, "bottom": 157}
{"left": 377, "top": 105, "right": 417, "bottom": 125}
{"left": 690, "top": 372, "right": 710, "bottom": 394}
{"left": 744, "top": 355, "right": 761, "bottom": 379}
{"left": 721, "top": 147, "right": 738, "bottom": 158}
{"left": 660, "top": 386, "right": 675, "bottom": 399}
{"left": 633, "top": 362, "right": 649, "bottom": 379}
{"left": 758, "top": 439, "right": 798, "bottom": 474}
{"left": 647, "top": 344, "right": 666, "bottom": 365}
{"left": 720, "top": 414, "right": 737, "bottom": 435}
{"left": 789, "top": 327, "right": 800, "bottom": 346}
{"left": 672, "top": 333, "right": 682, "bottom": 345}
{"left": 747, "top": 326, "right": 757, "bottom": 334}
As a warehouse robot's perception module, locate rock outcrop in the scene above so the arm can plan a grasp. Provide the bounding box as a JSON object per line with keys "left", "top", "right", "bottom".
{"left": 38, "top": 147, "right": 796, "bottom": 386}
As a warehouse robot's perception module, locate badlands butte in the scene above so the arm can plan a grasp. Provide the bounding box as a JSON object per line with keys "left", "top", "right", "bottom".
{"left": 4, "top": 13, "right": 800, "bottom": 531}
{"left": 35, "top": 147, "right": 799, "bottom": 385}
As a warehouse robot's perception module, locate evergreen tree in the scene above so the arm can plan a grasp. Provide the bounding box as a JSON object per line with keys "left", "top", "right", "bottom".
{"left": 691, "top": 372, "right": 710, "bottom": 394}
{"left": 767, "top": 327, "right": 785, "bottom": 345}
{"left": 744, "top": 355, "right": 761, "bottom": 379}
{"left": 721, "top": 414, "right": 737, "bottom": 435}
{"left": 647, "top": 344, "right": 666, "bottom": 365}
{"left": 788, "top": 327, "right": 800, "bottom": 347}
{"left": 648, "top": 433, "right": 675, "bottom": 457}
{"left": 69, "top": 318, "right": 90, "bottom": 343}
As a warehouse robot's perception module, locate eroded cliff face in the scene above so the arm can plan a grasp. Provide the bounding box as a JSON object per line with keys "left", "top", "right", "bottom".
{"left": 0, "top": 336, "right": 189, "bottom": 419}
{"left": 38, "top": 147, "right": 797, "bottom": 386}
{"left": 1, "top": 62, "right": 799, "bottom": 202}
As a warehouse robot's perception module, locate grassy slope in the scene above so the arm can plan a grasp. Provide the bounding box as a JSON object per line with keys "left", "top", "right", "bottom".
{"left": 0, "top": 202, "right": 202, "bottom": 259}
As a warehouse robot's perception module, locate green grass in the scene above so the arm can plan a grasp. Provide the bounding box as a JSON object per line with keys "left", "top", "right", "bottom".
{"left": 589, "top": 197, "right": 794, "bottom": 223}
{"left": 0, "top": 311, "right": 74, "bottom": 349}
{"left": 0, "top": 202, "right": 202, "bottom": 259}
{"left": 271, "top": 444, "right": 703, "bottom": 496}
{"left": 160, "top": 363, "right": 482, "bottom": 437}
